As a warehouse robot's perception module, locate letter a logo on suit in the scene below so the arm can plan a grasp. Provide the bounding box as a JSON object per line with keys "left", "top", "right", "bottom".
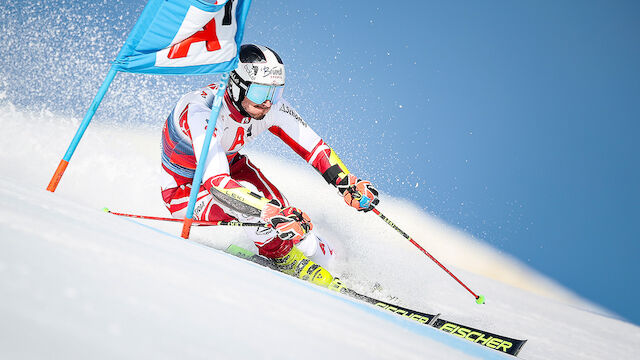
{"left": 229, "top": 127, "right": 246, "bottom": 151}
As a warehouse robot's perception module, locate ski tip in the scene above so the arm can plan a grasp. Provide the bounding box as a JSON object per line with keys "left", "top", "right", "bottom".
{"left": 102, "top": 207, "right": 110, "bottom": 213}
{"left": 476, "top": 295, "right": 486, "bottom": 305}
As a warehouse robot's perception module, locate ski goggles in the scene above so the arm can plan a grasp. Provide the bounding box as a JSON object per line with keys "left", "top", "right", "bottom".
{"left": 246, "top": 83, "right": 284, "bottom": 104}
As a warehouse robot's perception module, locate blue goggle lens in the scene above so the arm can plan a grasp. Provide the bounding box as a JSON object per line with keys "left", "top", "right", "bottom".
{"left": 246, "top": 83, "right": 284, "bottom": 104}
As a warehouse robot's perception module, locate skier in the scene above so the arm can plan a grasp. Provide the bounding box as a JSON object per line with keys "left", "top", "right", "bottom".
{"left": 160, "top": 44, "right": 379, "bottom": 288}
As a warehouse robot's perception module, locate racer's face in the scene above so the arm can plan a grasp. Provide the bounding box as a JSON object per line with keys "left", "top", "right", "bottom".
{"left": 241, "top": 97, "right": 273, "bottom": 120}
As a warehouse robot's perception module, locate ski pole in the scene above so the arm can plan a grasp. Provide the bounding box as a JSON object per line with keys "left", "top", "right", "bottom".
{"left": 371, "top": 207, "right": 485, "bottom": 305}
{"left": 102, "top": 208, "right": 264, "bottom": 227}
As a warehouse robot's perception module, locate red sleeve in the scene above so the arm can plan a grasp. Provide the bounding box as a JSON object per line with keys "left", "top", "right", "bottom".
{"left": 269, "top": 126, "right": 315, "bottom": 161}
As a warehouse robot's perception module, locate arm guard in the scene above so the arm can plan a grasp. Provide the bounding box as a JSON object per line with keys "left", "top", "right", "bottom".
{"left": 203, "top": 174, "right": 272, "bottom": 217}
{"left": 307, "top": 140, "right": 351, "bottom": 189}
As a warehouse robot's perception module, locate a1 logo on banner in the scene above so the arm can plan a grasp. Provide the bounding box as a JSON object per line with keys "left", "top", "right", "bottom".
{"left": 156, "top": 1, "right": 237, "bottom": 68}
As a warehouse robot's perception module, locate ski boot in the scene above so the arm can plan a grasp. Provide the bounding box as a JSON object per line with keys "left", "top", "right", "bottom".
{"left": 274, "top": 246, "right": 333, "bottom": 287}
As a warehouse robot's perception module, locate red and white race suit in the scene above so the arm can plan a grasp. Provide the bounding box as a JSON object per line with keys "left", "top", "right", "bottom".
{"left": 161, "top": 84, "right": 348, "bottom": 263}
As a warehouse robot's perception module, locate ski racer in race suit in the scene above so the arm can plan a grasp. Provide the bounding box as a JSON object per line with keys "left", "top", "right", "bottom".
{"left": 160, "top": 44, "right": 379, "bottom": 284}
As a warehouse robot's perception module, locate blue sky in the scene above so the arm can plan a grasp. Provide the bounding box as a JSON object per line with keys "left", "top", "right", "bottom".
{"left": 245, "top": 0, "right": 640, "bottom": 324}
{"left": 1, "top": 0, "right": 638, "bottom": 324}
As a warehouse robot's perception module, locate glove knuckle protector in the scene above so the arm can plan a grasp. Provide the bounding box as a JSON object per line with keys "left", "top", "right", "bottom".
{"left": 260, "top": 200, "right": 313, "bottom": 241}
{"left": 337, "top": 174, "right": 379, "bottom": 212}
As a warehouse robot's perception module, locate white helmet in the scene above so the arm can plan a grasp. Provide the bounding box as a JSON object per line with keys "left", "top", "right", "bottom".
{"left": 228, "top": 44, "right": 285, "bottom": 114}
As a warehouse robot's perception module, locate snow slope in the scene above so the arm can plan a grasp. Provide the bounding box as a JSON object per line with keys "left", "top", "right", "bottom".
{"left": 1, "top": 104, "right": 639, "bottom": 359}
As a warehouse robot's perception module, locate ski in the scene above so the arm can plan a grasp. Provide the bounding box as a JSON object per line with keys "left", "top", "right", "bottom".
{"left": 225, "top": 244, "right": 527, "bottom": 357}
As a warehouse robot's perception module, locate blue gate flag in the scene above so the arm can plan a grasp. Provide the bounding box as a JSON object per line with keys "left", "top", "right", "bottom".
{"left": 47, "top": 0, "right": 252, "bottom": 194}
{"left": 114, "top": 0, "right": 251, "bottom": 75}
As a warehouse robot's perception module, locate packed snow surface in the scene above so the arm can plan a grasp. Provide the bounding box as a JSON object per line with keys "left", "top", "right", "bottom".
{"left": 1, "top": 104, "right": 639, "bottom": 359}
